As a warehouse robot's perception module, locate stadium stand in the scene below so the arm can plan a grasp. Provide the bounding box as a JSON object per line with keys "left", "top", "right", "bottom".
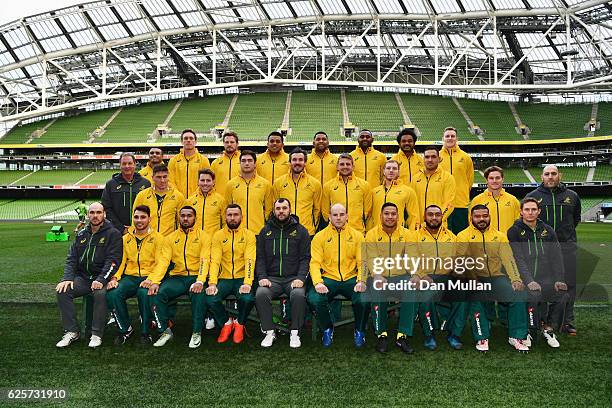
{"left": 1, "top": 118, "right": 54, "bottom": 144}
{"left": 345, "top": 91, "right": 403, "bottom": 135}
{"left": 168, "top": 96, "right": 233, "bottom": 134}
{"left": 0, "top": 170, "right": 33, "bottom": 185}
{"left": 580, "top": 197, "right": 606, "bottom": 215}
{"left": 460, "top": 99, "right": 519, "bottom": 140}
{"left": 227, "top": 93, "right": 285, "bottom": 139}
{"left": 81, "top": 170, "right": 118, "bottom": 185}
{"left": 100, "top": 100, "right": 177, "bottom": 143}
{"left": 514, "top": 103, "right": 592, "bottom": 139}
{"left": 592, "top": 165, "right": 611, "bottom": 182}
{"left": 502, "top": 168, "right": 531, "bottom": 183}
{"left": 37, "top": 109, "right": 117, "bottom": 144}
{"left": 0, "top": 199, "right": 78, "bottom": 220}
{"left": 17, "top": 170, "right": 90, "bottom": 186}
{"left": 595, "top": 102, "right": 612, "bottom": 136}
{"left": 289, "top": 90, "right": 344, "bottom": 140}
{"left": 473, "top": 170, "right": 486, "bottom": 184}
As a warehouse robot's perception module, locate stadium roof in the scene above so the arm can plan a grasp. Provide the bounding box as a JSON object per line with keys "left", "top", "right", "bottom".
{"left": 0, "top": 0, "right": 611, "bottom": 122}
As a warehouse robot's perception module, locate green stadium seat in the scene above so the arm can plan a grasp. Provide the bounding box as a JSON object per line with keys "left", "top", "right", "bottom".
{"left": 290, "top": 90, "right": 343, "bottom": 141}
{"left": 228, "top": 93, "right": 285, "bottom": 140}
{"left": 168, "top": 96, "right": 233, "bottom": 134}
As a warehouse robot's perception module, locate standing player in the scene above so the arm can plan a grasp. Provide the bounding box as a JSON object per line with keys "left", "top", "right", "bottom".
{"left": 74, "top": 199, "right": 87, "bottom": 233}
{"left": 205, "top": 204, "right": 257, "bottom": 344}
{"left": 308, "top": 203, "right": 368, "bottom": 348}
{"left": 391, "top": 128, "right": 423, "bottom": 185}
{"left": 410, "top": 146, "right": 456, "bottom": 228}
{"left": 226, "top": 150, "right": 274, "bottom": 234}
{"left": 106, "top": 205, "right": 162, "bottom": 344}
{"left": 139, "top": 147, "right": 164, "bottom": 183}
{"left": 527, "top": 165, "right": 581, "bottom": 335}
{"left": 210, "top": 131, "right": 240, "bottom": 194}
{"left": 133, "top": 164, "right": 184, "bottom": 236}
{"left": 168, "top": 129, "right": 210, "bottom": 198}
{"left": 470, "top": 166, "right": 520, "bottom": 233}
{"left": 147, "top": 206, "right": 210, "bottom": 349}
{"left": 186, "top": 169, "right": 226, "bottom": 235}
{"left": 321, "top": 154, "right": 372, "bottom": 234}
{"left": 273, "top": 147, "right": 322, "bottom": 236}
{"left": 439, "top": 127, "right": 473, "bottom": 234}
{"left": 306, "top": 131, "right": 338, "bottom": 188}
{"left": 350, "top": 129, "right": 386, "bottom": 189}
{"left": 101, "top": 152, "right": 150, "bottom": 233}
{"left": 257, "top": 131, "right": 290, "bottom": 184}
{"left": 368, "top": 160, "right": 419, "bottom": 231}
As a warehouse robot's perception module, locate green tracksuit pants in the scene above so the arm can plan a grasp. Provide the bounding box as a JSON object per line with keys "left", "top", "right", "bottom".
{"left": 106, "top": 275, "right": 152, "bottom": 334}
{"left": 417, "top": 275, "right": 468, "bottom": 338}
{"left": 307, "top": 277, "right": 368, "bottom": 332}
{"left": 152, "top": 276, "right": 207, "bottom": 333}
{"left": 205, "top": 278, "right": 256, "bottom": 326}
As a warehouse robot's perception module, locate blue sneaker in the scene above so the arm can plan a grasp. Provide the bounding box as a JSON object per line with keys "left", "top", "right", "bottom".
{"left": 424, "top": 336, "right": 437, "bottom": 350}
{"left": 354, "top": 330, "right": 366, "bottom": 348}
{"left": 447, "top": 334, "right": 463, "bottom": 350}
{"left": 322, "top": 327, "right": 334, "bottom": 347}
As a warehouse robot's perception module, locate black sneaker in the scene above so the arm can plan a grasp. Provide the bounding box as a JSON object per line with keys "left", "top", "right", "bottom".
{"left": 113, "top": 326, "right": 134, "bottom": 346}
{"left": 140, "top": 334, "right": 153, "bottom": 344}
{"left": 562, "top": 324, "right": 577, "bottom": 336}
{"left": 395, "top": 336, "right": 414, "bottom": 354}
{"left": 375, "top": 335, "right": 389, "bottom": 353}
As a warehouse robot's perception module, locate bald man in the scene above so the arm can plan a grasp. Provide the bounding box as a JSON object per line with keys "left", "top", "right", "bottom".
{"left": 526, "top": 165, "right": 581, "bottom": 335}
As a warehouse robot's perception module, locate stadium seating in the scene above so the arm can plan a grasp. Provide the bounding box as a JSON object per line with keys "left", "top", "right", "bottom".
{"left": 0, "top": 199, "right": 78, "bottom": 220}
{"left": 82, "top": 170, "right": 118, "bottom": 185}
{"left": 473, "top": 170, "right": 486, "bottom": 184}
{"left": 38, "top": 109, "right": 117, "bottom": 144}
{"left": 502, "top": 168, "right": 531, "bottom": 183}
{"left": 514, "top": 103, "right": 592, "bottom": 139}
{"left": 100, "top": 101, "right": 177, "bottom": 143}
{"left": 580, "top": 197, "right": 605, "bottom": 215}
{"left": 345, "top": 91, "right": 403, "bottom": 137}
{"left": 592, "top": 165, "right": 610, "bottom": 182}
{"left": 290, "top": 90, "right": 344, "bottom": 141}
{"left": 0, "top": 170, "right": 33, "bottom": 185}
{"left": 168, "top": 96, "right": 233, "bottom": 134}
{"left": 595, "top": 102, "right": 612, "bottom": 136}
{"left": 459, "top": 98, "right": 519, "bottom": 140}
{"left": 1, "top": 119, "right": 54, "bottom": 144}
{"left": 17, "top": 170, "right": 91, "bottom": 186}
{"left": 227, "top": 93, "right": 285, "bottom": 139}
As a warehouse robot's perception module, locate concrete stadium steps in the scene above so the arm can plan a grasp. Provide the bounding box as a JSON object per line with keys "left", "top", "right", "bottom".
{"left": 289, "top": 90, "right": 343, "bottom": 141}
{"left": 38, "top": 109, "right": 117, "bottom": 144}
{"left": 399, "top": 93, "right": 475, "bottom": 140}
{"left": 595, "top": 103, "right": 612, "bottom": 136}
{"left": 580, "top": 197, "right": 606, "bottom": 215}
{"left": 514, "top": 103, "right": 592, "bottom": 139}
{"left": 227, "top": 93, "right": 286, "bottom": 139}
{"left": 168, "top": 96, "right": 233, "bottom": 134}
{"left": 345, "top": 91, "right": 403, "bottom": 136}
{"left": 0, "top": 199, "right": 78, "bottom": 220}
{"left": 1, "top": 119, "right": 54, "bottom": 144}
{"left": 459, "top": 98, "right": 519, "bottom": 140}
{"left": 98, "top": 100, "right": 177, "bottom": 143}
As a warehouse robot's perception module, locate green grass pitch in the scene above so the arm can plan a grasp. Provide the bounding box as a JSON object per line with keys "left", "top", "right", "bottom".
{"left": 0, "top": 222, "right": 610, "bottom": 407}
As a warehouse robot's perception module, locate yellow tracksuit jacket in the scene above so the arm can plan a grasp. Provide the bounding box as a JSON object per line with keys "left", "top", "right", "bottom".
{"left": 456, "top": 225, "right": 521, "bottom": 282}
{"left": 310, "top": 224, "right": 365, "bottom": 284}
{"left": 410, "top": 226, "right": 457, "bottom": 277}
{"left": 273, "top": 170, "right": 322, "bottom": 236}
{"left": 168, "top": 149, "right": 210, "bottom": 198}
{"left": 391, "top": 150, "right": 424, "bottom": 185}
{"left": 138, "top": 160, "right": 165, "bottom": 183}
{"left": 440, "top": 146, "right": 474, "bottom": 208}
{"left": 210, "top": 151, "right": 240, "bottom": 195}
{"left": 322, "top": 174, "right": 372, "bottom": 234}
{"left": 256, "top": 150, "right": 290, "bottom": 185}
{"left": 410, "top": 167, "right": 456, "bottom": 225}
{"left": 350, "top": 146, "right": 386, "bottom": 189}
{"left": 207, "top": 226, "right": 256, "bottom": 285}
{"left": 368, "top": 180, "right": 419, "bottom": 231}
{"left": 148, "top": 228, "right": 211, "bottom": 284}
{"left": 306, "top": 149, "right": 338, "bottom": 187}
{"left": 185, "top": 188, "right": 226, "bottom": 235}
{"left": 225, "top": 174, "right": 274, "bottom": 234}
{"left": 469, "top": 188, "right": 521, "bottom": 233}
{"left": 132, "top": 186, "right": 185, "bottom": 236}
{"left": 364, "top": 224, "right": 413, "bottom": 278}
{"left": 115, "top": 227, "right": 163, "bottom": 280}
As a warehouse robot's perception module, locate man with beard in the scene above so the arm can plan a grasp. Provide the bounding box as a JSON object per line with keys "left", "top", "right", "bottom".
{"left": 273, "top": 147, "right": 322, "bottom": 236}
{"left": 257, "top": 131, "right": 290, "bottom": 184}
{"left": 321, "top": 154, "right": 372, "bottom": 234}
{"left": 106, "top": 205, "right": 163, "bottom": 345}
{"left": 211, "top": 131, "right": 240, "bottom": 194}
{"left": 133, "top": 164, "right": 184, "bottom": 236}
{"left": 364, "top": 202, "right": 416, "bottom": 354}
{"left": 186, "top": 169, "right": 226, "bottom": 235}
{"left": 526, "top": 165, "right": 581, "bottom": 335}
{"left": 168, "top": 129, "right": 211, "bottom": 198}
{"left": 255, "top": 198, "right": 311, "bottom": 348}
{"left": 56, "top": 202, "right": 123, "bottom": 348}
{"left": 350, "top": 129, "right": 386, "bottom": 189}
{"left": 308, "top": 203, "right": 368, "bottom": 348}
{"left": 368, "top": 160, "right": 419, "bottom": 231}
{"left": 456, "top": 205, "right": 529, "bottom": 353}
{"left": 306, "top": 131, "right": 338, "bottom": 188}
{"left": 470, "top": 166, "right": 520, "bottom": 233}
{"left": 102, "top": 152, "right": 151, "bottom": 233}
{"left": 148, "top": 206, "right": 210, "bottom": 349}
{"left": 206, "top": 204, "right": 257, "bottom": 344}
{"left": 139, "top": 147, "right": 164, "bottom": 183}
{"left": 391, "top": 128, "right": 424, "bottom": 185}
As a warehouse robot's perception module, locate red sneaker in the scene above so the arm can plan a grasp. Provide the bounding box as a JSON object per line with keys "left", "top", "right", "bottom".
{"left": 233, "top": 322, "right": 245, "bottom": 344}
{"left": 217, "top": 319, "right": 234, "bottom": 343}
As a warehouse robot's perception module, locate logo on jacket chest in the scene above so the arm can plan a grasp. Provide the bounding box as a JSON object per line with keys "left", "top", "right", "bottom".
{"left": 289, "top": 230, "right": 297, "bottom": 237}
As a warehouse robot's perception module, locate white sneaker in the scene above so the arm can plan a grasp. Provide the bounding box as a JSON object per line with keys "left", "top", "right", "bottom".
{"left": 107, "top": 316, "right": 116, "bottom": 326}
{"left": 475, "top": 339, "right": 489, "bottom": 352}
{"left": 205, "top": 317, "right": 215, "bottom": 330}
{"left": 508, "top": 337, "right": 530, "bottom": 353}
{"left": 56, "top": 331, "right": 79, "bottom": 348}
{"left": 88, "top": 335, "right": 102, "bottom": 348}
{"left": 153, "top": 329, "right": 173, "bottom": 347}
{"left": 260, "top": 330, "right": 276, "bottom": 347}
{"left": 189, "top": 332, "right": 202, "bottom": 349}
{"left": 289, "top": 330, "right": 301, "bottom": 348}
{"left": 523, "top": 333, "right": 533, "bottom": 348}
{"left": 543, "top": 330, "right": 560, "bottom": 348}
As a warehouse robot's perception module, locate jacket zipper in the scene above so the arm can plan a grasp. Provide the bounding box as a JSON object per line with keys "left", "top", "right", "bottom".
{"left": 481, "top": 232, "right": 491, "bottom": 277}
{"left": 186, "top": 159, "right": 190, "bottom": 197}
{"left": 245, "top": 180, "right": 250, "bottom": 230}
{"left": 201, "top": 195, "right": 207, "bottom": 231}
{"left": 551, "top": 191, "right": 556, "bottom": 229}
{"left": 279, "top": 228, "right": 283, "bottom": 277}
{"left": 494, "top": 197, "right": 500, "bottom": 231}
{"left": 136, "top": 237, "right": 142, "bottom": 277}
{"left": 231, "top": 230, "right": 235, "bottom": 278}
{"left": 337, "top": 230, "right": 343, "bottom": 281}
{"left": 157, "top": 194, "right": 164, "bottom": 233}
{"left": 183, "top": 232, "right": 190, "bottom": 276}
